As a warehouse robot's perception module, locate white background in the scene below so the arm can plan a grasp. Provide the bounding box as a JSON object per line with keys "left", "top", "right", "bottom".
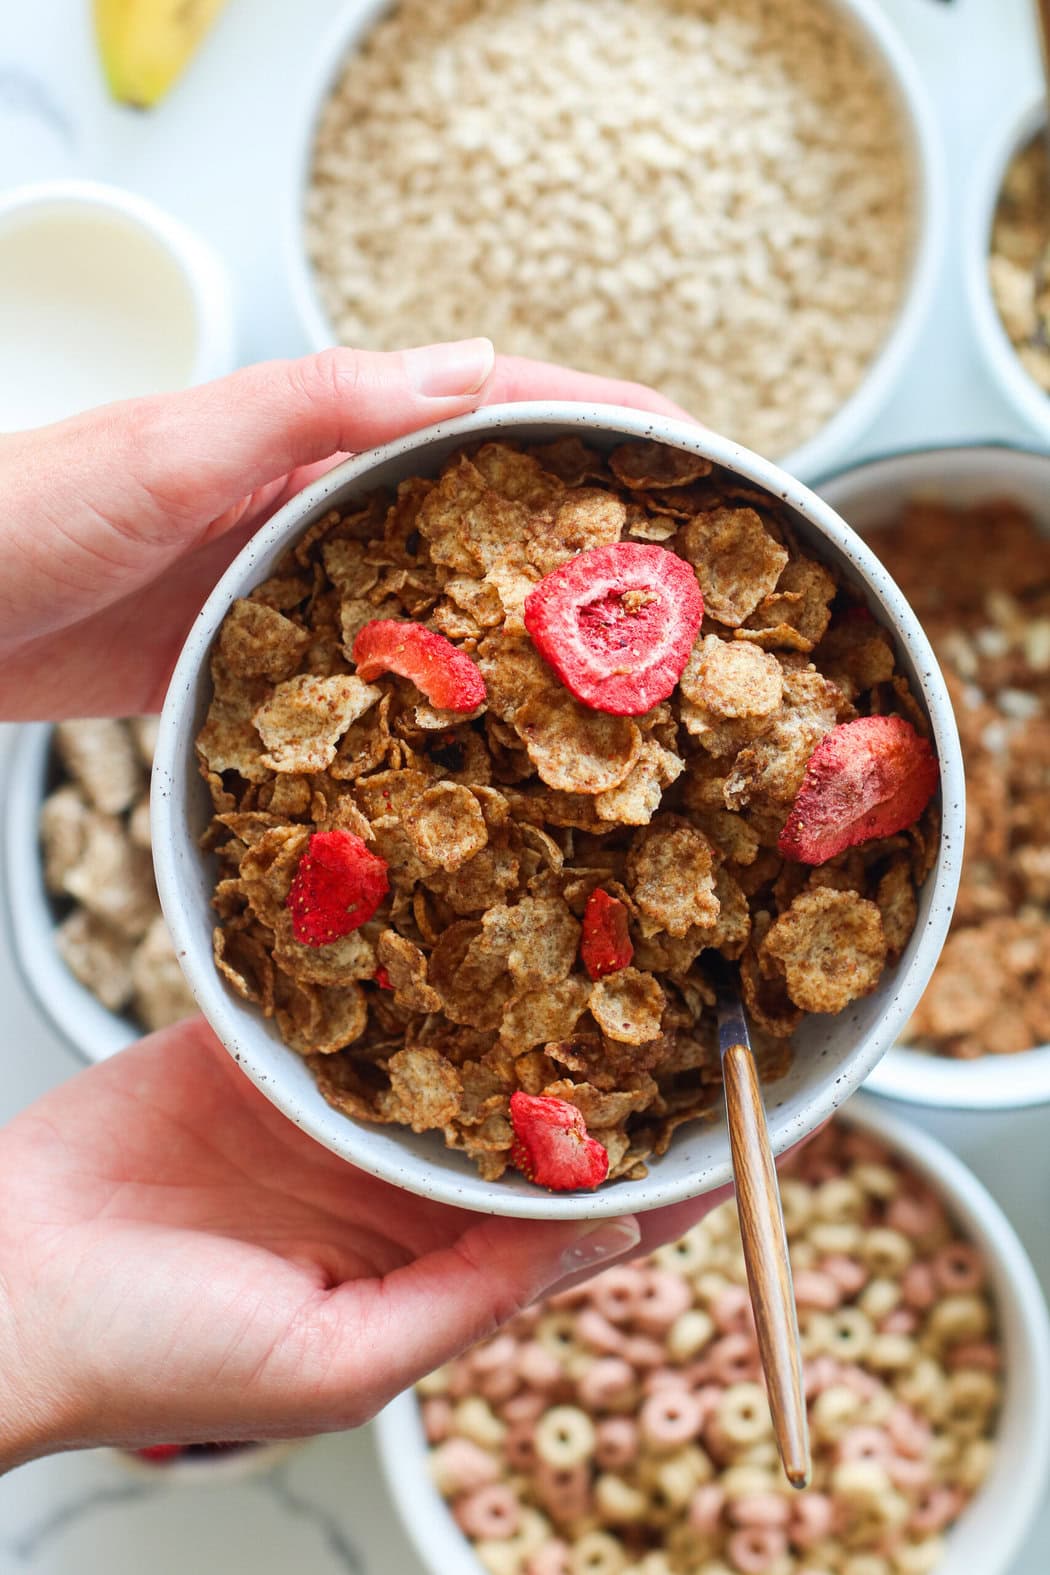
{"left": 0, "top": 0, "right": 1048, "bottom": 1570}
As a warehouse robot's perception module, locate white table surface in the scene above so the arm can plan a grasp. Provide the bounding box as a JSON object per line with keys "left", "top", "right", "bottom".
{"left": 1, "top": 0, "right": 1049, "bottom": 1569}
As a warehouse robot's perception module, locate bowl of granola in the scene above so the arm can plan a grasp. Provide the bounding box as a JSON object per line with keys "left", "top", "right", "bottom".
{"left": 819, "top": 444, "right": 1050, "bottom": 1109}
{"left": 374, "top": 1095, "right": 1050, "bottom": 1575}
{"left": 153, "top": 404, "right": 964, "bottom": 1216}
{"left": 4, "top": 719, "right": 197, "bottom": 1063}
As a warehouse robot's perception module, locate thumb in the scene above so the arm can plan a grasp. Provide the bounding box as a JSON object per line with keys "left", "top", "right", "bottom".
{"left": 326, "top": 1214, "right": 641, "bottom": 1418}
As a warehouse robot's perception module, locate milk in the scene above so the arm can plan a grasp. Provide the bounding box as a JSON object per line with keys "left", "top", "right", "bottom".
{"left": 0, "top": 204, "right": 199, "bottom": 430}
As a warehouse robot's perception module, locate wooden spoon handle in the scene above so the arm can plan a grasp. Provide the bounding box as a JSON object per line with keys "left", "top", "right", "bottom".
{"left": 722, "top": 1040, "right": 811, "bottom": 1490}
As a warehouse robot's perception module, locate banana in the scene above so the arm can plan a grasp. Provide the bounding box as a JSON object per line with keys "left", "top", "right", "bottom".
{"left": 94, "top": 0, "right": 229, "bottom": 109}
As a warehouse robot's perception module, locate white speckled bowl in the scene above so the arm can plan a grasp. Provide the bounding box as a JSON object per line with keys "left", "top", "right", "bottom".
{"left": 153, "top": 403, "right": 964, "bottom": 1220}
{"left": 285, "top": 0, "right": 946, "bottom": 483}
{"left": 374, "top": 1094, "right": 1050, "bottom": 1575}
{"left": 819, "top": 443, "right": 1050, "bottom": 1109}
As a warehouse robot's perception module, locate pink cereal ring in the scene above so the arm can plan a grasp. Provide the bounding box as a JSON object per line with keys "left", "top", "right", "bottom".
{"left": 590, "top": 1266, "right": 642, "bottom": 1325}
{"left": 793, "top": 1270, "right": 842, "bottom": 1311}
{"left": 838, "top": 1426, "right": 892, "bottom": 1465}
{"left": 594, "top": 1416, "right": 638, "bottom": 1470}
{"left": 712, "top": 1284, "right": 755, "bottom": 1334}
{"left": 708, "top": 1333, "right": 759, "bottom": 1385}
{"left": 689, "top": 1482, "right": 726, "bottom": 1534}
{"left": 640, "top": 1387, "right": 704, "bottom": 1448}
{"left": 505, "top": 1421, "right": 538, "bottom": 1472}
{"left": 729, "top": 1494, "right": 791, "bottom": 1529}
{"left": 886, "top": 1192, "right": 943, "bottom": 1239}
{"left": 578, "top": 1356, "right": 636, "bottom": 1410}
{"left": 900, "top": 1260, "right": 938, "bottom": 1311}
{"left": 880, "top": 1308, "right": 918, "bottom": 1336}
{"left": 932, "top": 1242, "right": 985, "bottom": 1295}
{"left": 472, "top": 1334, "right": 518, "bottom": 1374}
{"left": 886, "top": 1404, "right": 931, "bottom": 1460}
{"left": 803, "top": 1355, "right": 843, "bottom": 1399}
{"left": 623, "top": 1334, "right": 665, "bottom": 1369}
{"left": 576, "top": 1309, "right": 627, "bottom": 1356}
{"left": 635, "top": 1268, "right": 693, "bottom": 1334}
{"left": 948, "top": 1341, "right": 1002, "bottom": 1372}
{"left": 644, "top": 1367, "right": 692, "bottom": 1395}
{"left": 526, "top": 1542, "right": 572, "bottom": 1575}
{"left": 517, "top": 1342, "right": 566, "bottom": 1388}
{"left": 727, "top": 1526, "right": 788, "bottom": 1573}
{"left": 433, "top": 1438, "right": 500, "bottom": 1493}
{"left": 479, "top": 1367, "right": 519, "bottom": 1403}
{"left": 820, "top": 1255, "right": 868, "bottom": 1298}
{"left": 453, "top": 1483, "right": 521, "bottom": 1540}
{"left": 790, "top": 1492, "right": 834, "bottom": 1548}
{"left": 910, "top": 1486, "right": 965, "bottom": 1535}
{"left": 422, "top": 1397, "right": 453, "bottom": 1444}
{"left": 837, "top": 1364, "right": 881, "bottom": 1401}
{"left": 887, "top": 1454, "right": 933, "bottom": 1492}
{"left": 500, "top": 1390, "right": 546, "bottom": 1426}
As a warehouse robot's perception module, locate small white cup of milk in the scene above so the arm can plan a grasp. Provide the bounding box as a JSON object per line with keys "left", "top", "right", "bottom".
{"left": 0, "top": 179, "right": 235, "bottom": 431}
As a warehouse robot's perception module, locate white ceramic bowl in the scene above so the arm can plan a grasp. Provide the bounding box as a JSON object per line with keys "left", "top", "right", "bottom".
{"left": 374, "top": 1093, "right": 1050, "bottom": 1575}
{"left": 819, "top": 443, "right": 1050, "bottom": 1110}
{"left": 966, "top": 90, "right": 1050, "bottom": 446}
{"left": 0, "top": 179, "right": 235, "bottom": 430}
{"left": 153, "top": 402, "right": 964, "bottom": 1219}
{"left": 2, "top": 722, "right": 136, "bottom": 1063}
{"left": 283, "top": 0, "right": 945, "bottom": 483}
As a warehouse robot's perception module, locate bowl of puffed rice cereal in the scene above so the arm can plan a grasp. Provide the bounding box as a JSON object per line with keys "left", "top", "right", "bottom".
{"left": 153, "top": 402, "right": 964, "bottom": 1217}
{"left": 819, "top": 444, "right": 1050, "bottom": 1110}
{"left": 4, "top": 720, "right": 197, "bottom": 1063}
{"left": 968, "top": 90, "right": 1050, "bottom": 445}
{"left": 375, "top": 1095, "right": 1050, "bottom": 1575}
{"left": 288, "top": 0, "right": 944, "bottom": 479}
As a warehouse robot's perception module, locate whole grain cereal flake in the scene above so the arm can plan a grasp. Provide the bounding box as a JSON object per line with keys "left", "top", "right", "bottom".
{"left": 254, "top": 674, "right": 382, "bottom": 772}
{"left": 676, "top": 507, "right": 788, "bottom": 627}
{"left": 628, "top": 823, "right": 720, "bottom": 937}
{"left": 761, "top": 888, "right": 888, "bottom": 1013}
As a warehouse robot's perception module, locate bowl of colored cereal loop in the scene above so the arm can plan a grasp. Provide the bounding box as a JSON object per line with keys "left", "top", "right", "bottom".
{"left": 153, "top": 403, "right": 964, "bottom": 1217}
{"left": 375, "top": 1096, "right": 1050, "bottom": 1575}
{"left": 818, "top": 444, "right": 1050, "bottom": 1109}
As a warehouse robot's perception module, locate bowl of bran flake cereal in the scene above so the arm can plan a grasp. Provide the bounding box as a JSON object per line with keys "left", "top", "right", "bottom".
{"left": 819, "top": 445, "right": 1050, "bottom": 1110}
{"left": 288, "top": 0, "right": 943, "bottom": 479}
{"left": 153, "top": 403, "right": 963, "bottom": 1218}
{"left": 376, "top": 1095, "right": 1050, "bottom": 1575}
{"left": 5, "top": 720, "right": 196, "bottom": 1063}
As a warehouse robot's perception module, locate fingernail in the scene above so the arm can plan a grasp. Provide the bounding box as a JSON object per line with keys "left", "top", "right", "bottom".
{"left": 406, "top": 338, "right": 495, "bottom": 398}
{"left": 558, "top": 1216, "right": 641, "bottom": 1278}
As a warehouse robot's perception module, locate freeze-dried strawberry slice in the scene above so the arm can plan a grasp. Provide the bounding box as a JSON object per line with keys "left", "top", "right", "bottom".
{"left": 523, "top": 543, "right": 703, "bottom": 715}
{"left": 352, "top": 619, "right": 485, "bottom": 711}
{"left": 778, "top": 715, "right": 939, "bottom": 866}
{"left": 509, "top": 1091, "right": 610, "bottom": 1192}
{"left": 287, "top": 830, "right": 389, "bottom": 946}
{"left": 581, "top": 889, "right": 634, "bottom": 980}
{"left": 374, "top": 966, "right": 393, "bottom": 990}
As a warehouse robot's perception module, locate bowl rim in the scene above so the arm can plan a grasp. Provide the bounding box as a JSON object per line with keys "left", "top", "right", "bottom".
{"left": 373, "top": 1092, "right": 1050, "bottom": 1575}
{"left": 964, "top": 88, "right": 1050, "bottom": 446}
{"left": 153, "top": 400, "right": 965, "bottom": 1220}
{"left": 815, "top": 440, "right": 1050, "bottom": 1109}
{"left": 0, "top": 177, "right": 236, "bottom": 391}
{"left": 281, "top": 0, "right": 946, "bottom": 484}
{"left": 2, "top": 720, "right": 136, "bottom": 1065}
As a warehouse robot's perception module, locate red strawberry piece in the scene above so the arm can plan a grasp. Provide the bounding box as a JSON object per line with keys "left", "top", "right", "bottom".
{"left": 581, "top": 889, "right": 634, "bottom": 981}
{"left": 523, "top": 542, "right": 703, "bottom": 715}
{"left": 509, "top": 1091, "right": 610, "bottom": 1192}
{"left": 374, "top": 966, "right": 393, "bottom": 990}
{"left": 352, "top": 619, "right": 486, "bottom": 712}
{"left": 135, "top": 1444, "right": 183, "bottom": 1463}
{"left": 286, "top": 830, "right": 389, "bottom": 946}
{"left": 778, "top": 715, "right": 939, "bottom": 867}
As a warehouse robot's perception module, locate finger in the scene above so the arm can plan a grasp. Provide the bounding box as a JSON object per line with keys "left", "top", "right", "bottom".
{"left": 482, "top": 353, "right": 702, "bottom": 425}
{"left": 314, "top": 1213, "right": 641, "bottom": 1417}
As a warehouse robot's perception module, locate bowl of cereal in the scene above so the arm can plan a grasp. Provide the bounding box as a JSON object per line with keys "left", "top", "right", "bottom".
{"left": 4, "top": 719, "right": 197, "bottom": 1063}
{"left": 969, "top": 89, "right": 1050, "bottom": 444}
{"left": 287, "top": 0, "right": 944, "bottom": 478}
{"left": 153, "top": 403, "right": 964, "bottom": 1216}
{"left": 819, "top": 443, "right": 1050, "bottom": 1109}
{"left": 374, "top": 1095, "right": 1050, "bottom": 1575}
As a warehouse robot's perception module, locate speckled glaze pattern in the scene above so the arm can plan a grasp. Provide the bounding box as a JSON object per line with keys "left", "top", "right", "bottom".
{"left": 374, "top": 1095, "right": 1050, "bottom": 1575}
{"left": 818, "top": 443, "right": 1050, "bottom": 1111}
{"left": 152, "top": 403, "right": 965, "bottom": 1221}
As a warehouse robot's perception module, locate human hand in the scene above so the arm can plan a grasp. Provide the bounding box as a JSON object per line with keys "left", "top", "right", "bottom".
{"left": 0, "top": 340, "right": 693, "bottom": 721}
{"left": 0, "top": 1020, "right": 728, "bottom": 1469}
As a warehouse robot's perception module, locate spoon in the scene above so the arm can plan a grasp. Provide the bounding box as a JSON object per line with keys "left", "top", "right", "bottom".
{"left": 714, "top": 967, "right": 811, "bottom": 1490}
